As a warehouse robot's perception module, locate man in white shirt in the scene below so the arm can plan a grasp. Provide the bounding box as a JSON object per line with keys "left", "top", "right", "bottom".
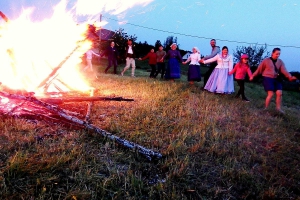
{"left": 121, "top": 40, "right": 137, "bottom": 77}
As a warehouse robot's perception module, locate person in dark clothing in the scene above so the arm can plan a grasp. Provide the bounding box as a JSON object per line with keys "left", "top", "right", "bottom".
{"left": 154, "top": 45, "right": 166, "bottom": 79}
{"left": 163, "top": 43, "right": 184, "bottom": 81}
{"left": 202, "top": 39, "right": 220, "bottom": 89}
{"left": 101, "top": 41, "right": 119, "bottom": 74}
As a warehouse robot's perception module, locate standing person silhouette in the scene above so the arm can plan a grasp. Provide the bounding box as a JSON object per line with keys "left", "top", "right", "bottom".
{"left": 101, "top": 41, "right": 119, "bottom": 74}
{"left": 201, "top": 39, "right": 220, "bottom": 89}
{"left": 154, "top": 45, "right": 166, "bottom": 79}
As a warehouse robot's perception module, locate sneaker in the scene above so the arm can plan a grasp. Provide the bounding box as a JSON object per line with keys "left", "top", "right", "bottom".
{"left": 121, "top": 72, "right": 124, "bottom": 76}
{"left": 131, "top": 75, "right": 136, "bottom": 77}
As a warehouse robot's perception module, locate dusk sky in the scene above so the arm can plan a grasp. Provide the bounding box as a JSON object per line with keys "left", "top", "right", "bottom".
{"left": 1, "top": 0, "right": 300, "bottom": 71}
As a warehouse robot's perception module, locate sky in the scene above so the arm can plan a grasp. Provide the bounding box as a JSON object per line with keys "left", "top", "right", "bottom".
{"left": 1, "top": 0, "right": 300, "bottom": 72}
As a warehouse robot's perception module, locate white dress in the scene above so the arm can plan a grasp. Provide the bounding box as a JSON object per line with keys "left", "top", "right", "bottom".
{"left": 203, "top": 54, "right": 234, "bottom": 94}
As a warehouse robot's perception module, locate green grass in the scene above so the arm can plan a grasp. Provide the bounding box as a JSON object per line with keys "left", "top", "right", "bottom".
{"left": 0, "top": 60, "right": 299, "bottom": 199}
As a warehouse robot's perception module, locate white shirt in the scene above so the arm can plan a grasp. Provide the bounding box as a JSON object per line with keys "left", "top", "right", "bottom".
{"left": 127, "top": 45, "right": 133, "bottom": 54}
{"left": 186, "top": 53, "right": 201, "bottom": 65}
{"left": 204, "top": 54, "right": 233, "bottom": 70}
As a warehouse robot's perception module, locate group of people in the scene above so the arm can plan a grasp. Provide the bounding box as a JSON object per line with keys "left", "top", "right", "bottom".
{"left": 85, "top": 38, "right": 297, "bottom": 113}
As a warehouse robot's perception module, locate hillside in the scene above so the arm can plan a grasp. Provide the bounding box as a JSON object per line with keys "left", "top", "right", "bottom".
{"left": 0, "top": 61, "right": 299, "bottom": 199}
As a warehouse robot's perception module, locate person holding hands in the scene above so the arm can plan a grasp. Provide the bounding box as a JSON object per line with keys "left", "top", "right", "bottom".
{"left": 250, "top": 48, "right": 297, "bottom": 113}
{"left": 139, "top": 48, "right": 157, "bottom": 78}
{"left": 229, "top": 54, "right": 252, "bottom": 102}
{"left": 182, "top": 47, "right": 202, "bottom": 85}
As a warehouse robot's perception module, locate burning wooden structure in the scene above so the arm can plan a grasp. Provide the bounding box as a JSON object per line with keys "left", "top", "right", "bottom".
{"left": 0, "top": 10, "right": 162, "bottom": 161}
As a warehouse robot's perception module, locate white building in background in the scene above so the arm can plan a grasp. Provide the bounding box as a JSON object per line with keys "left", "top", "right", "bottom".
{"left": 182, "top": 51, "right": 192, "bottom": 61}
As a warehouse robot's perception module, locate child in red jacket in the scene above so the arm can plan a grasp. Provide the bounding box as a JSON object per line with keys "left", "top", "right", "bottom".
{"left": 229, "top": 54, "right": 253, "bottom": 102}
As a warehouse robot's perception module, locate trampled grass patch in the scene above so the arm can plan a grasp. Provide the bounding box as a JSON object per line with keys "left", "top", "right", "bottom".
{"left": 0, "top": 62, "right": 299, "bottom": 199}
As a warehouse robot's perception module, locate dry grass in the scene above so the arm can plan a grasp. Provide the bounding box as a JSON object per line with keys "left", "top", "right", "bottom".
{"left": 0, "top": 62, "right": 299, "bottom": 199}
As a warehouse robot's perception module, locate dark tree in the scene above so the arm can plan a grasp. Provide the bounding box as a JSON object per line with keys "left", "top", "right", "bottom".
{"left": 233, "top": 44, "right": 270, "bottom": 70}
{"left": 163, "top": 36, "right": 178, "bottom": 52}
{"left": 154, "top": 40, "right": 163, "bottom": 50}
{"left": 135, "top": 41, "right": 154, "bottom": 58}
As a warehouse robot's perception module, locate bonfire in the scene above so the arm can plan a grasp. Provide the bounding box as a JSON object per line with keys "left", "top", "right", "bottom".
{"left": 0, "top": 5, "right": 161, "bottom": 161}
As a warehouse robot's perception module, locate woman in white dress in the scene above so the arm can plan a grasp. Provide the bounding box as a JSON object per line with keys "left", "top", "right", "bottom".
{"left": 200, "top": 46, "right": 234, "bottom": 94}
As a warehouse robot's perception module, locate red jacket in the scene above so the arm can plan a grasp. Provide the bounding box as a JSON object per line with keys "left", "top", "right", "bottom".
{"left": 141, "top": 52, "right": 157, "bottom": 65}
{"left": 229, "top": 62, "right": 252, "bottom": 80}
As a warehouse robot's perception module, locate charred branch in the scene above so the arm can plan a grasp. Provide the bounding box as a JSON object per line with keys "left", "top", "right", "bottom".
{"left": 38, "top": 96, "right": 134, "bottom": 104}
{"left": 0, "top": 91, "right": 162, "bottom": 161}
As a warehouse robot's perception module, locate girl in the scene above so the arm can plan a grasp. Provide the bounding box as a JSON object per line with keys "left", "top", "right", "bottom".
{"left": 229, "top": 54, "right": 252, "bottom": 102}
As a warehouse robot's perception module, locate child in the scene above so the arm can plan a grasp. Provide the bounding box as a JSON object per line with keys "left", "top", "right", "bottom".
{"left": 84, "top": 49, "right": 100, "bottom": 72}
{"left": 229, "top": 54, "right": 252, "bottom": 102}
{"left": 182, "top": 47, "right": 201, "bottom": 85}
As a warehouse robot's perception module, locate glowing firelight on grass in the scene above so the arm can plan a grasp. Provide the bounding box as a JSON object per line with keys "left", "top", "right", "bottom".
{"left": 0, "top": 0, "right": 153, "bottom": 95}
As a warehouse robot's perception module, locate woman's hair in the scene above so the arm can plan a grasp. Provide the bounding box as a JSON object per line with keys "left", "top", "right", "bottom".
{"left": 222, "top": 46, "right": 228, "bottom": 51}
{"left": 272, "top": 47, "right": 281, "bottom": 53}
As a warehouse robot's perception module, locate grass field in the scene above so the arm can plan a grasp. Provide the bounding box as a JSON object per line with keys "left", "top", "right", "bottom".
{"left": 0, "top": 59, "right": 299, "bottom": 199}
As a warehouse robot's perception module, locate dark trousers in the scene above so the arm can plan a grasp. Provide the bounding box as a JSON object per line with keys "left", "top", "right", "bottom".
{"left": 236, "top": 79, "right": 246, "bottom": 98}
{"left": 203, "top": 62, "right": 218, "bottom": 87}
{"left": 154, "top": 62, "right": 166, "bottom": 78}
{"left": 105, "top": 58, "right": 118, "bottom": 74}
{"left": 149, "top": 64, "right": 156, "bottom": 78}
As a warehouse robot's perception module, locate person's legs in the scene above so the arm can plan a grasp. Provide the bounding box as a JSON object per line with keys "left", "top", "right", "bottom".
{"left": 150, "top": 64, "right": 156, "bottom": 78}
{"left": 237, "top": 80, "right": 247, "bottom": 100}
{"left": 121, "top": 58, "right": 131, "bottom": 76}
{"left": 203, "top": 62, "right": 217, "bottom": 88}
{"left": 84, "top": 59, "right": 93, "bottom": 71}
{"left": 131, "top": 58, "right": 136, "bottom": 77}
{"left": 161, "top": 63, "right": 166, "bottom": 79}
{"left": 236, "top": 80, "right": 243, "bottom": 98}
{"left": 203, "top": 67, "right": 213, "bottom": 87}
{"left": 105, "top": 59, "right": 112, "bottom": 73}
{"left": 154, "top": 63, "right": 162, "bottom": 78}
{"left": 275, "top": 90, "right": 283, "bottom": 111}
{"left": 265, "top": 91, "right": 274, "bottom": 108}
{"left": 113, "top": 59, "right": 118, "bottom": 74}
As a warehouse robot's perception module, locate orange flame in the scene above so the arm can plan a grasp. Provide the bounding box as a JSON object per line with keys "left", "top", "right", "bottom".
{"left": 0, "top": 1, "right": 92, "bottom": 95}
{"left": 0, "top": 0, "right": 154, "bottom": 95}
